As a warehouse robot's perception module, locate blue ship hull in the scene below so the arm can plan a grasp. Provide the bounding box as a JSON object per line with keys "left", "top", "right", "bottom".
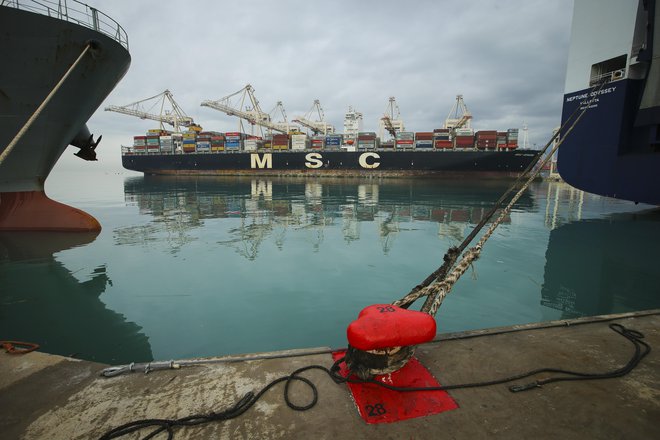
{"left": 558, "top": 79, "right": 660, "bottom": 205}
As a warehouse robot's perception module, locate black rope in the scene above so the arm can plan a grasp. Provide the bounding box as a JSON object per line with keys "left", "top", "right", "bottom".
{"left": 99, "top": 362, "right": 347, "bottom": 440}
{"left": 99, "top": 323, "right": 649, "bottom": 439}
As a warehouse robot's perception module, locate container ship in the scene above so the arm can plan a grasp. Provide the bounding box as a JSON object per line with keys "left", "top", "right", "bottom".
{"left": 115, "top": 91, "right": 537, "bottom": 178}
{"left": 0, "top": 0, "right": 130, "bottom": 231}
{"left": 558, "top": 0, "right": 660, "bottom": 205}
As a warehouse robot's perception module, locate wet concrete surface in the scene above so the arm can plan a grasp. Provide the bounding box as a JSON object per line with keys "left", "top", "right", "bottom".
{"left": 1, "top": 310, "right": 659, "bottom": 439}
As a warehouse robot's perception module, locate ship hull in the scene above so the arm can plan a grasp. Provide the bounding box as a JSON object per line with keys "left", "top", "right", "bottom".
{"left": 557, "top": 0, "right": 660, "bottom": 205}
{"left": 122, "top": 149, "right": 538, "bottom": 178}
{"left": 0, "top": 5, "right": 130, "bottom": 230}
{"left": 558, "top": 79, "right": 660, "bottom": 204}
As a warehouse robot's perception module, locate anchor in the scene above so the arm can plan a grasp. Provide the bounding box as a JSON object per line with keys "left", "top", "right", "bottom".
{"left": 70, "top": 125, "right": 102, "bottom": 161}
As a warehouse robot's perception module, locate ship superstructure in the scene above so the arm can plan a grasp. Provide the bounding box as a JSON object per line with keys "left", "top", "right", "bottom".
{"left": 0, "top": 0, "right": 131, "bottom": 230}
{"left": 343, "top": 107, "right": 364, "bottom": 144}
{"left": 558, "top": 0, "right": 660, "bottom": 205}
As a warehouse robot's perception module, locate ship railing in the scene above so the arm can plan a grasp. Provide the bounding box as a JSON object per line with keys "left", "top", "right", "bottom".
{"left": 1, "top": 0, "right": 129, "bottom": 50}
{"left": 588, "top": 69, "right": 626, "bottom": 87}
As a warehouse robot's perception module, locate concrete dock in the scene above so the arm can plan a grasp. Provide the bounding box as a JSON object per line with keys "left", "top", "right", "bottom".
{"left": 1, "top": 310, "right": 659, "bottom": 439}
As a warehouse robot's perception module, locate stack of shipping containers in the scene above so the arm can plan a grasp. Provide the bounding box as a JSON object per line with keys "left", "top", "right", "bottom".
{"left": 196, "top": 132, "right": 212, "bottom": 153}
{"left": 262, "top": 133, "right": 272, "bottom": 150}
{"left": 433, "top": 129, "right": 452, "bottom": 149}
{"left": 454, "top": 129, "right": 475, "bottom": 149}
{"left": 475, "top": 130, "right": 498, "bottom": 150}
{"left": 291, "top": 134, "right": 308, "bottom": 150}
{"left": 211, "top": 133, "right": 225, "bottom": 152}
{"left": 311, "top": 136, "right": 325, "bottom": 149}
{"left": 415, "top": 132, "right": 434, "bottom": 149}
{"left": 272, "top": 133, "right": 289, "bottom": 150}
{"left": 497, "top": 132, "right": 508, "bottom": 150}
{"left": 146, "top": 129, "right": 161, "bottom": 153}
{"left": 133, "top": 136, "right": 146, "bottom": 153}
{"left": 395, "top": 132, "right": 414, "bottom": 149}
{"left": 159, "top": 134, "right": 173, "bottom": 153}
{"left": 357, "top": 132, "right": 377, "bottom": 150}
{"left": 244, "top": 136, "right": 263, "bottom": 151}
{"left": 507, "top": 129, "right": 519, "bottom": 149}
{"left": 325, "top": 134, "right": 342, "bottom": 149}
{"left": 225, "top": 132, "right": 243, "bottom": 150}
{"left": 182, "top": 132, "right": 196, "bottom": 153}
{"left": 172, "top": 133, "right": 183, "bottom": 153}
{"left": 146, "top": 136, "right": 160, "bottom": 153}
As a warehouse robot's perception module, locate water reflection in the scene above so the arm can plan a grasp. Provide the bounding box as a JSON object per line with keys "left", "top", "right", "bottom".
{"left": 0, "top": 232, "right": 152, "bottom": 363}
{"left": 120, "top": 176, "right": 532, "bottom": 259}
{"left": 541, "top": 209, "right": 660, "bottom": 318}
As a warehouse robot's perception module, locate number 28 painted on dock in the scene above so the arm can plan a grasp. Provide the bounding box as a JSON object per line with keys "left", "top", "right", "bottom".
{"left": 249, "top": 152, "right": 381, "bottom": 169}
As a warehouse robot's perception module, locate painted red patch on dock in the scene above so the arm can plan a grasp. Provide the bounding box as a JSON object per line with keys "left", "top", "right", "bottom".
{"left": 332, "top": 351, "right": 458, "bottom": 424}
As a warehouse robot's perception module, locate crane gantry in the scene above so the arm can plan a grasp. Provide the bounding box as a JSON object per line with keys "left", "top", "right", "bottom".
{"left": 292, "top": 100, "right": 334, "bottom": 135}
{"left": 444, "top": 94, "right": 472, "bottom": 132}
{"left": 269, "top": 101, "right": 296, "bottom": 134}
{"left": 105, "top": 89, "right": 201, "bottom": 132}
{"left": 201, "top": 84, "right": 290, "bottom": 136}
{"left": 379, "top": 97, "right": 404, "bottom": 139}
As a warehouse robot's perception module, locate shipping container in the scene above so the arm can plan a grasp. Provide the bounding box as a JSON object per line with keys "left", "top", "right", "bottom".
{"left": 455, "top": 135, "right": 474, "bottom": 148}
{"left": 434, "top": 140, "right": 453, "bottom": 149}
{"left": 415, "top": 132, "right": 434, "bottom": 140}
{"left": 325, "top": 134, "right": 342, "bottom": 148}
{"left": 196, "top": 141, "right": 211, "bottom": 153}
{"left": 396, "top": 131, "right": 415, "bottom": 140}
{"left": 415, "top": 140, "right": 434, "bottom": 148}
{"left": 133, "top": 136, "right": 146, "bottom": 147}
{"left": 243, "top": 139, "right": 259, "bottom": 151}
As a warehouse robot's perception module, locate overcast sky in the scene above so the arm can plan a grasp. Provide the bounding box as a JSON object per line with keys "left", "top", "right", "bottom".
{"left": 55, "top": 0, "right": 575, "bottom": 171}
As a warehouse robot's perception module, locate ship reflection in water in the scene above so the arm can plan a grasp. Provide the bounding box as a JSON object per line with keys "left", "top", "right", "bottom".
{"left": 120, "top": 176, "right": 525, "bottom": 259}
{"left": 3, "top": 175, "right": 658, "bottom": 364}
{"left": 539, "top": 182, "right": 660, "bottom": 319}
{"left": 0, "top": 232, "right": 153, "bottom": 363}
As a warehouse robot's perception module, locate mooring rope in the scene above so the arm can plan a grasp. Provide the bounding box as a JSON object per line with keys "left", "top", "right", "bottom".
{"left": 0, "top": 42, "right": 93, "bottom": 166}
{"left": 97, "top": 323, "right": 650, "bottom": 439}
{"left": 394, "top": 79, "right": 610, "bottom": 315}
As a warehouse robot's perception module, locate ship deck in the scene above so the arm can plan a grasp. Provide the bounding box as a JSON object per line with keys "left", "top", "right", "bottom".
{"left": 1, "top": 310, "right": 659, "bottom": 439}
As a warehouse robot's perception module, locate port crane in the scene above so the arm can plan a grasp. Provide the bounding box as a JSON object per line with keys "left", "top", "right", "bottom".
{"left": 269, "top": 101, "right": 297, "bottom": 134}
{"left": 105, "top": 89, "right": 201, "bottom": 132}
{"left": 201, "top": 84, "right": 289, "bottom": 136}
{"left": 379, "top": 97, "right": 405, "bottom": 139}
{"left": 292, "top": 100, "right": 335, "bottom": 135}
{"left": 444, "top": 94, "right": 472, "bottom": 132}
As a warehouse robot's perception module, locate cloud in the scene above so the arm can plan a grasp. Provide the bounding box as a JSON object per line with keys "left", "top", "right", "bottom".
{"left": 63, "top": 0, "right": 574, "bottom": 170}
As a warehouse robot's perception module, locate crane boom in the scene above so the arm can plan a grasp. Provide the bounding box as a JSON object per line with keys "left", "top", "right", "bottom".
{"left": 292, "top": 100, "right": 334, "bottom": 135}
{"left": 105, "top": 90, "right": 198, "bottom": 132}
{"left": 381, "top": 116, "right": 397, "bottom": 138}
{"left": 444, "top": 94, "right": 472, "bottom": 131}
{"left": 201, "top": 85, "right": 289, "bottom": 134}
{"left": 379, "top": 97, "right": 404, "bottom": 139}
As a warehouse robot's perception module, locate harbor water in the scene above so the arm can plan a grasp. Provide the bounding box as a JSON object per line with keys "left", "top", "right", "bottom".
{"left": 1, "top": 170, "right": 659, "bottom": 365}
